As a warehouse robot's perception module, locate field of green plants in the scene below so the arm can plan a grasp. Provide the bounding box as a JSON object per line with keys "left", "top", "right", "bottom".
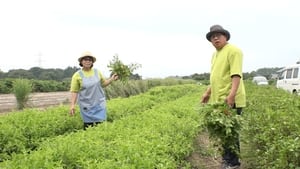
{"left": 0, "top": 83, "right": 299, "bottom": 169}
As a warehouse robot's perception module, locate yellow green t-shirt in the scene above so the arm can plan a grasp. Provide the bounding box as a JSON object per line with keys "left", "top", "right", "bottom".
{"left": 70, "top": 68, "right": 105, "bottom": 92}
{"left": 209, "top": 44, "right": 246, "bottom": 107}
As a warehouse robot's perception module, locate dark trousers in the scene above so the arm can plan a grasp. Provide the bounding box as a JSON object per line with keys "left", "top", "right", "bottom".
{"left": 222, "top": 108, "right": 242, "bottom": 166}
{"left": 83, "top": 122, "right": 102, "bottom": 130}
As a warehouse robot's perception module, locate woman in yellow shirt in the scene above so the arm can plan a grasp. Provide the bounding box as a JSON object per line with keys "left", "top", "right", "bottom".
{"left": 69, "top": 51, "right": 118, "bottom": 130}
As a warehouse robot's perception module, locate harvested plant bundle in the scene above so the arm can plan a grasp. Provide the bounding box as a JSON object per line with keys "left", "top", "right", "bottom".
{"left": 107, "top": 55, "right": 141, "bottom": 83}
{"left": 198, "top": 103, "right": 243, "bottom": 155}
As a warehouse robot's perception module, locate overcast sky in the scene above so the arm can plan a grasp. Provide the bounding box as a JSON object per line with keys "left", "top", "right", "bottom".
{"left": 0, "top": 0, "right": 299, "bottom": 78}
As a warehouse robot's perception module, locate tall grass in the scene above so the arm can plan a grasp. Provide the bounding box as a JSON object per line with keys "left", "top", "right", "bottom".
{"left": 104, "top": 78, "right": 197, "bottom": 99}
{"left": 12, "top": 79, "right": 32, "bottom": 110}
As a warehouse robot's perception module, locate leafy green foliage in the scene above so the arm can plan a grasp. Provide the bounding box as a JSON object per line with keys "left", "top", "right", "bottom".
{"left": 242, "top": 81, "right": 300, "bottom": 168}
{"left": 255, "top": 67, "right": 282, "bottom": 79}
{"left": 0, "top": 78, "right": 13, "bottom": 94}
{"left": 198, "top": 103, "right": 243, "bottom": 156}
{"left": 0, "top": 106, "right": 82, "bottom": 162}
{"left": 2, "top": 83, "right": 300, "bottom": 168}
{"left": 0, "top": 66, "right": 79, "bottom": 81}
{"left": 0, "top": 78, "right": 70, "bottom": 93}
{"left": 107, "top": 55, "right": 141, "bottom": 83}
{"left": 0, "top": 84, "right": 204, "bottom": 168}
{"left": 12, "top": 79, "right": 33, "bottom": 110}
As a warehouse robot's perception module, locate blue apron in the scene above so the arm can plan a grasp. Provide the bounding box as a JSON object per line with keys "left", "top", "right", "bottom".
{"left": 78, "top": 69, "right": 106, "bottom": 123}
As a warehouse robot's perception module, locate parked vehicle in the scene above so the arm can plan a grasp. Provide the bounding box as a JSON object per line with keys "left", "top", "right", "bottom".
{"left": 276, "top": 62, "right": 300, "bottom": 95}
{"left": 252, "top": 76, "right": 268, "bottom": 85}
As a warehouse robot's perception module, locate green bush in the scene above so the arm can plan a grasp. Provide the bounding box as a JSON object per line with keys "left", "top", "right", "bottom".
{"left": 12, "top": 79, "right": 32, "bottom": 110}
{"left": 0, "top": 79, "right": 14, "bottom": 94}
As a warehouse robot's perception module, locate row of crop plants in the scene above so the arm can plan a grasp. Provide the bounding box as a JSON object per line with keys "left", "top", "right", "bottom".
{"left": 0, "top": 84, "right": 205, "bottom": 168}
{"left": 1, "top": 82, "right": 300, "bottom": 168}
{"left": 195, "top": 83, "right": 300, "bottom": 169}
{"left": 0, "top": 84, "right": 203, "bottom": 163}
{"left": 241, "top": 83, "right": 300, "bottom": 169}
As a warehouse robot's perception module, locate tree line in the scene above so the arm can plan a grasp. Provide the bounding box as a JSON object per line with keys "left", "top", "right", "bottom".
{"left": 0, "top": 67, "right": 79, "bottom": 81}
{"left": 0, "top": 66, "right": 282, "bottom": 94}
{"left": 182, "top": 67, "right": 282, "bottom": 82}
{"left": 0, "top": 66, "right": 282, "bottom": 81}
{"left": 0, "top": 66, "right": 143, "bottom": 81}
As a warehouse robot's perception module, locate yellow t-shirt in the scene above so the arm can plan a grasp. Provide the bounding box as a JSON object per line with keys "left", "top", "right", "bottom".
{"left": 70, "top": 68, "right": 105, "bottom": 92}
{"left": 209, "top": 44, "right": 246, "bottom": 107}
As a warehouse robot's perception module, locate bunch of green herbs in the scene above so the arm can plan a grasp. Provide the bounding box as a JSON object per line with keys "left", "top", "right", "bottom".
{"left": 107, "top": 55, "right": 141, "bottom": 83}
{"left": 198, "top": 103, "right": 243, "bottom": 156}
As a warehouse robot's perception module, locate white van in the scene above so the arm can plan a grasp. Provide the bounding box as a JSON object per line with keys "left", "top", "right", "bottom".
{"left": 276, "top": 62, "right": 300, "bottom": 94}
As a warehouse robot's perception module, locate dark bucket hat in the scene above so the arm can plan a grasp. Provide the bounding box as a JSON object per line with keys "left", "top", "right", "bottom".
{"left": 206, "top": 25, "right": 230, "bottom": 41}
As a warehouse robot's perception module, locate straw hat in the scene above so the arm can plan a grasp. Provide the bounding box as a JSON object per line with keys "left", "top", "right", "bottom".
{"left": 78, "top": 51, "right": 96, "bottom": 63}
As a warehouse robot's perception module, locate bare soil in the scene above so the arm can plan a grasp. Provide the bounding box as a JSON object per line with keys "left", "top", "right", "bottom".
{"left": 185, "top": 132, "right": 249, "bottom": 169}
{"left": 0, "top": 91, "right": 70, "bottom": 113}
{"left": 184, "top": 132, "right": 222, "bottom": 169}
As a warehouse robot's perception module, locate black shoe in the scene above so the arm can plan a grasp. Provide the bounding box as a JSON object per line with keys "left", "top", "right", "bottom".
{"left": 220, "top": 161, "right": 240, "bottom": 169}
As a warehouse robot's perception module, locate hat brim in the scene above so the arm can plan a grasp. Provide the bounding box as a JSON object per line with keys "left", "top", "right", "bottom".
{"left": 78, "top": 56, "right": 96, "bottom": 63}
{"left": 206, "top": 30, "right": 230, "bottom": 42}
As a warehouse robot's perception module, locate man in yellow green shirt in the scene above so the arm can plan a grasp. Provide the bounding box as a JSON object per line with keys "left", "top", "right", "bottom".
{"left": 201, "top": 25, "right": 246, "bottom": 169}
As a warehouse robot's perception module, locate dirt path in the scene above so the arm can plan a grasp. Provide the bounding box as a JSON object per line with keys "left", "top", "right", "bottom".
{"left": 0, "top": 91, "right": 70, "bottom": 113}
{"left": 186, "top": 132, "right": 248, "bottom": 169}
{"left": 185, "top": 132, "right": 221, "bottom": 169}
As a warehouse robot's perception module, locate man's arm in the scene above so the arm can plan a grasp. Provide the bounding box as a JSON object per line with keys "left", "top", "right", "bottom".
{"left": 226, "top": 75, "right": 241, "bottom": 107}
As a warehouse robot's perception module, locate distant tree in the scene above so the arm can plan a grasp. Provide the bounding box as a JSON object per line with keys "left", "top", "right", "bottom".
{"left": 0, "top": 69, "right": 4, "bottom": 78}
{"left": 0, "top": 78, "right": 14, "bottom": 93}
{"left": 243, "top": 72, "right": 256, "bottom": 80}
{"left": 130, "top": 73, "right": 142, "bottom": 80}
{"left": 182, "top": 75, "right": 191, "bottom": 79}
{"left": 52, "top": 68, "right": 64, "bottom": 80}
{"left": 255, "top": 67, "right": 282, "bottom": 79}
{"left": 6, "top": 69, "right": 34, "bottom": 79}
{"left": 0, "top": 66, "right": 284, "bottom": 82}
{"left": 28, "top": 67, "right": 43, "bottom": 79}
{"left": 64, "top": 66, "right": 80, "bottom": 78}
{"left": 1, "top": 67, "right": 79, "bottom": 81}
{"left": 39, "top": 71, "right": 62, "bottom": 81}
{"left": 191, "top": 73, "right": 210, "bottom": 81}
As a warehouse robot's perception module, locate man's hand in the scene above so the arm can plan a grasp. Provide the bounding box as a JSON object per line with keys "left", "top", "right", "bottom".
{"left": 201, "top": 92, "right": 210, "bottom": 104}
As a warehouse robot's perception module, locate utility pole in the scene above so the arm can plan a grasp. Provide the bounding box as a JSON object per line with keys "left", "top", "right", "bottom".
{"left": 36, "top": 51, "right": 44, "bottom": 68}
